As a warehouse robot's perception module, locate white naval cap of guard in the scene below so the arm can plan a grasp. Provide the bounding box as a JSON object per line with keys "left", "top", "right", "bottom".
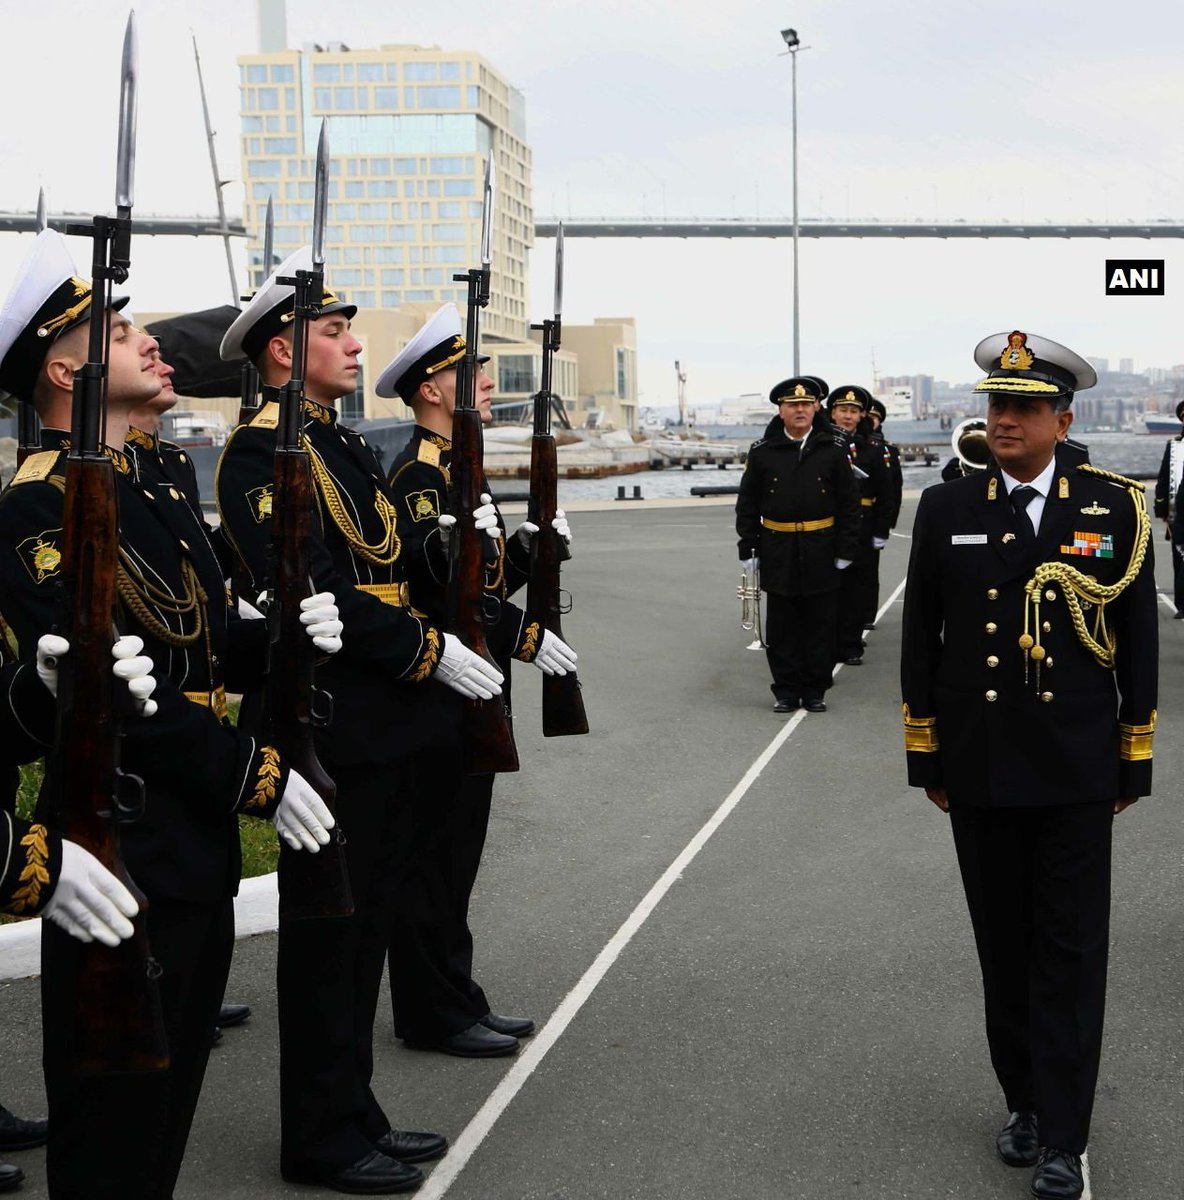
{"left": 219, "top": 245, "right": 357, "bottom": 363}
{"left": 0, "top": 229, "right": 128, "bottom": 402}
{"left": 972, "top": 330, "right": 1097, "bottom": 399}
{"left": 374, "top": 302, "right": 487, "bottom": 401}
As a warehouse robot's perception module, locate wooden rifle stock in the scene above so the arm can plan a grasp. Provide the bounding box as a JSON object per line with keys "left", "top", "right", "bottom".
{"left": 527, "top": 423, "right": 588, "bottom": 737}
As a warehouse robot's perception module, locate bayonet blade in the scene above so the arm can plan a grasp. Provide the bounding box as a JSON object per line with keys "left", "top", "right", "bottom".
{"left": 480, "top": 150, "right": 495, "bottom": 267}
{"left": 35, "top": 188, "right": 47, "bottom": 234}
{"left": 263, "top": 195, "right": 275, "bottom": 276}
{"left": 115, "top": 10, "right": 138, "bottom": 213}
{"left": 311, "top": 120, "right": 329, "bottom": 267}
{"left": 554, "top": 221, "right": 564, "bottom": 320}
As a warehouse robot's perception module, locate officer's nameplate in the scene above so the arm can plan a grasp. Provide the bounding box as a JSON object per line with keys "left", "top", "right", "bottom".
{"left": 951, "top": 534, "right": 989, "bottom": 545}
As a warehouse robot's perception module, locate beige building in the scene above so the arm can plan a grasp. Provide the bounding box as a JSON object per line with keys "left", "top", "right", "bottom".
{"left": 544, "top": 318, "right": 638, "bottom": 432}
{"left": 236, "top": 41, "right": 532, "bottom": 344}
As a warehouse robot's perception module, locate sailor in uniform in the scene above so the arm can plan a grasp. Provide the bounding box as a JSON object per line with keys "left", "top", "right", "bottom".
{"left": 900, "top": 330, "right": 1157, "bottom": 1200}
{"left": 374, "top": 304, "right": 575, "bottom": 1058}
{"left": 216, "top": 252, "right": 504, "bottom": 1193}
{"left": 1152, "top": 397, "right": 1184, "bottom": 616}
{"left": 0, "top": 230, "right": 335, "bottom": 1198}
{"left": 863, "top": 396, "right": 903, "bottom": 629}
{"left": 735, "top": 376, "right": 861, "bottom": 713}
{"left": 825, "top": 385, "right": 892, "bottom": 664}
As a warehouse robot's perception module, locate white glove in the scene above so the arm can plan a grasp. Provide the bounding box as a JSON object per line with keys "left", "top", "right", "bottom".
{"left": 742, "top": 557, "right": 759, "bottom": 572}
{"left": 41, "top": 840, "right": 139, "bottom": 947}
{"left": 871, "top": 537, "right": 888, "bottom": 551}
{"left": 300, "top": 592, "right": 342, "bottom": 655}
{"left": 238, "top": 595, "right": 265, "bottom": 620}
{"left": 513, "top": 519, "right": 540, "bottom": 552}
{"left": 37, "top": 634, "right": 159, "bottom": 717}
{"left": 436, "top": 633, "right": 504, "bottom": 700}
{"left": 835, "top": 558, "right": 853, "bottom": 570}
{"left": 272, "top": 768, "right": 334, "bottom": 853}
{"left": 533, "top": 630, "right": 578, "bottom": 676}
{"left": 111, "top": 635, "right": 159, "bottom": 717}
{"left": 552, "top": 509, "right": 572, "bottom": 544}
{"left": 474, "top": 493, "right": 500, "bottom": 541}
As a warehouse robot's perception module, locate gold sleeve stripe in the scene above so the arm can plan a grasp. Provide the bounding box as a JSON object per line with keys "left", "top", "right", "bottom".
{"left": 1119, "top": 710, "right": 1156, "bottom": 762}
{"left": 902, "top": 703, "right": 940, "bottom": 754}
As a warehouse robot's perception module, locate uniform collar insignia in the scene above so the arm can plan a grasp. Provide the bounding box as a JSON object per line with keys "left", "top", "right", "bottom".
{"left": 302, "top": 398, "right": 335, "bottom": 425}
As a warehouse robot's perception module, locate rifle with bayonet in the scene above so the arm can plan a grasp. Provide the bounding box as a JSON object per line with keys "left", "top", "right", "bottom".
{"left": 16, "top": 192, "right": 48, "bottom": 465}
{"left": 50, "top": 11, "right": 168, "bottom": 1075}
{"left": 263, "top": 121, "right": 351, "bottom": 921}
{"left": 446, "top": 151, "right": 519, "bottom": 774}
{"left": 237, "top": 196, "right": 273, "bottom": 427}
{"left": 527, "top": 224, "right": 588, "bottom": 737}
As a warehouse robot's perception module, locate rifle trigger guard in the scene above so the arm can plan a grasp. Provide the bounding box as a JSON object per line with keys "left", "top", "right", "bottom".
{"left": 145, "top": 956, "right": 163, "bottom": 982}
{"left": 558, "top": 588, "right": 574, "bottom": 616}
{"left": 310, "top": 686, "right": 334, "bottom": 729}
{"left": 482, "top": 594, "right": 501, "bottom": 623}
{"left": 114, "top": 770, "right": 146, "bottom": 824}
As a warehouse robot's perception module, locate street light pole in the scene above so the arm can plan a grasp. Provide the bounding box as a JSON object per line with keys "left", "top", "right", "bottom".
{"left": 781, "top": 28, "right": 804, "bottom": 374}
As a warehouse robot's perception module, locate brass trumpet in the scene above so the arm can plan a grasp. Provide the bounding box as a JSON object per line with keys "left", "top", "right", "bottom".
{"left": 951, "top": 417, "right": 990, "bottom": 475}
{"left": 738, "top": 561, "right": 765, "bottom": 650}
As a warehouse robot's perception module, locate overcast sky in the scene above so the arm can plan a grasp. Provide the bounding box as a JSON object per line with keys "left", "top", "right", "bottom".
{"left": 1, "top": 0, "right": 1181, "bottom": 410}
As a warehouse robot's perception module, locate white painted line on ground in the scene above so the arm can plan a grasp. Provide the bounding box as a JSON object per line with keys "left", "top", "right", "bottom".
{"left": 1082, "top": 1150, "right": 1092, "bottom": 1199}
{"left": 1157, "top": 590, "right": 1177, "bottom": 612}
{"left": 419, "top": 580, "right": 908, "bottom": 1199}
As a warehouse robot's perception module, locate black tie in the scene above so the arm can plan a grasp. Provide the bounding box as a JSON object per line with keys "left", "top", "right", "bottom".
{"left": 1010, "top": 484, "right": 1037, "bottom": 541}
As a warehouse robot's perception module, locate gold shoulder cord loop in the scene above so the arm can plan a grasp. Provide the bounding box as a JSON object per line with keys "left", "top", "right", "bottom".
{"left": 1020, "top": 481, "right": 1150, "bottom": 687}
{"left": 117, "top": 553, "right": 207, "bottom": 648}
{"left": 308, "top": 445, "right": 401, "bottom": 567}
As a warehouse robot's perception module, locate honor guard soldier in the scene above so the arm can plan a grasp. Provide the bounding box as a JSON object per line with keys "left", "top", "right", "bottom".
{"left": 735, "top": 376, "right": 861, "bottom": 713}
{"left": 863, "top": 396, "right": 903, "bottom": 630}
{"left": 216, "top": 252, "right": 500, "bottom": 1193}
{"left": 900, "top": 330, "right": 1158, "bottom": 1200}
{"left": 1152, "top": 397, "right": 1184, "bottom": 616}
{"left": 825, "top": 385, "right": 892, "bottom": 664}
{"left": 374, "top": 304, "right": 575, "bottom": 1058}
{"left": 0, "top": 231, "right": 336, "bottom": 1199}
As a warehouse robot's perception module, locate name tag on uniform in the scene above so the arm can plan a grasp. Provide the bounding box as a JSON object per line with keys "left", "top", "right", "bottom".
{"left": 951, "top": 534, "right": 988, "bottom": 545}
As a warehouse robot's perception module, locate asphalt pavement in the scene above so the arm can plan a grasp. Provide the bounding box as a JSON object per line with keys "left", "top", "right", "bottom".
{"left": 1, "top": 496, "right": 1181, "bottom": 1198}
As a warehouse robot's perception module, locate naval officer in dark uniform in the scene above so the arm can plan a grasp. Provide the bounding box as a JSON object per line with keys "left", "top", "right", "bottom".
{"left": 900, "top": 330, "right": 1158, "bottom": 1200}
{"left": 0, "top": 230, "right": 336, "bottom": 1199}
{"left": 216, "top": 251, "right": 503, "bottom": 1193}
{"left": 825, "top": 385, "right": 892, "bottom": 664}
{"left": 864, "top": 396, "right": 903, "bottom": 629}
{"left": 1152, "top": 398, "right": 1184, "bottom": 616}
{"left": 375, "top": 304, "right": 575, "bottom": 1058}
{"left": 735, "top": 376, "right": 861, "bottom": 713}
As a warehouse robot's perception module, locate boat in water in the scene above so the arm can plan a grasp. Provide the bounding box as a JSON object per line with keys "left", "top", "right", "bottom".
{"left": 1142, "top": 413, "right": 1181, "bottom": 434}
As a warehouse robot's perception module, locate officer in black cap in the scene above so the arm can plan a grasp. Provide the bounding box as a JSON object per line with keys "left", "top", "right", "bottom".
{"left": 900, "top": 329, "right": 1157, "bottom": 1200}
{"left": 863, "top": 396, "right": 903, "bottom": 628}
{"left": 1153, "top": 397, "right": 1184, "bottom": 616}
{"left": 735, "top": 376, "right": 861, "bottom": 712}
{"left": 825, "top": 385, "right": 892, "bottom": 664}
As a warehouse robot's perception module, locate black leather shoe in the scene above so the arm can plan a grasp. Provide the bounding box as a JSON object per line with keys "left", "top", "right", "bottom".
{"left": 803, "top": 699, "right": 827, "bottom": 713}
{"left": 375, "top": 1129, "right": 448, "bottom": 1164}
{"left": 843, "top": 655, "right": 864, "bottom": 666}
{"left": 480, "top": 1012, "right": 535, "bottom": 1038}
{"left": 411, "top": 1022, "right": 518, "bottom": 1058}
{"left": 0, "top": 1162, "right": 24, "bottom": 1192}
{"left": 210, "top": 1025, "right": 223, "bottom": 1047}
{"left": 996, "top": 1110, "right": 1039, "bottom": 1167}
{"left": 282, "top": 1150, "right": 423, "bottom": 1194}
{"left": 0, "top": 1105, "right": 47, "bottom": 1151}
{"left": 772, "top": 697, "right": 799, "bottom": 713}
{"left": 216, "top": 1003, "right": 251, "bottom": 1028}
{"left": 1030, "top": 1148, "right": 1083, "bottom": 1199}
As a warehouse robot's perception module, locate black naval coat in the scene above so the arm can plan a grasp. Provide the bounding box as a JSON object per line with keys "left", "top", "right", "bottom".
{"left": 215, "top": 390, "right": 447, "bottom": 765}
{"left": 843, "top": 429, "right": 893, "bottom": 551}
{"left": 900, "top": 462, "right": 1157, "bottom": 807}
{"left": 386, "top": 425, "right": 539, "bottom": 675}
{"left": 0, "top": 429, "right": 288, "bottom": 904}
{"left": 867, "top": 434, "right": 903, "bottom": 530}
{"left": 735, "top": 413, "right": 862, "bottom": 597}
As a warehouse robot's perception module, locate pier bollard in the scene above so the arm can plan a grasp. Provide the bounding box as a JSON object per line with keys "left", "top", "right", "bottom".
{"left": 616, "top": 484, "right": 643, "bottom": 501}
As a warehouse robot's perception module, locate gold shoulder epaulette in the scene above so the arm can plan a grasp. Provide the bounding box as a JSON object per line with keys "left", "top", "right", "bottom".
{"left": 417, "top": 439, "right": 441, "bottom": 468}
{"left": 10, "top": 451, "right": 60, "bottom": 486}
{"left": 248, "top": 402, "right": 280, "bottom": 430}
{"left": 1076, "top": 463, "right": 1145, "bottom": 491}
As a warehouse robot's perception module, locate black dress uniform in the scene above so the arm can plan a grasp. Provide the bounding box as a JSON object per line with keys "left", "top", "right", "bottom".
{"left": 864, "top": 399, "right": 903, "bottom": 627}
{"left": 1152, "top": 406, "right": 1184, "bottom": 615}
{"left": 216, "top": 390, "right": 447, "bottom": 1177}
{"left": 736, "top": 396, "right": 861, "bottom": 707}
{"left": 0, "top": 430, "right": 288, "bottom": 1199}
{"left": 827, "top": 388, "right": 892, "bottom": 661}
{"left": 384, "top": 425, "right": 540, "bottom": 1046}
{"left": 900, "top": 331, "right": 1158, "bottom": 1168}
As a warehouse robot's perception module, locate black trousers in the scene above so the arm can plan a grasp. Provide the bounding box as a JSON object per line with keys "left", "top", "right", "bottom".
{"left": 278, "top": 757, "right": 411, "bottom": 1173}
{"left": 387, "top": 758, "right": 493, "bottom": 1044}
{"left": 949, "top": 801, "right": 1113, "bottom": 1154}
{"left": 42, "top": 894, "right": 234, "bottom": 1199}
{"left": 1171, "top": 539, "right": 1184, "bottom": 611}
{"left": 764, "top": 589, "right": 836, "bottom": 702}
{"left": 835, "top": 550, "right": 876, "bottom": 660}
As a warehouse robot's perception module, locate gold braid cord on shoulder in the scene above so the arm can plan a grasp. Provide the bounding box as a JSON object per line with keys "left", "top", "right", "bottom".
{"left": 117, "top": 552, "right": 208, "bottom": 648}
{"left": 1018, "top": 481, "right": 1151, "bottom": 682}
{"left": 308, "top": 445, "right": 401, "bottom": 567}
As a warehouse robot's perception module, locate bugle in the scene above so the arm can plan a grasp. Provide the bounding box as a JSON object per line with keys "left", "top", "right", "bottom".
{"left": 951, "top": 417, "right": 990, "bottom": 475}
{"left": 738, "top": 562, "right": 765, "bottom": 650}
